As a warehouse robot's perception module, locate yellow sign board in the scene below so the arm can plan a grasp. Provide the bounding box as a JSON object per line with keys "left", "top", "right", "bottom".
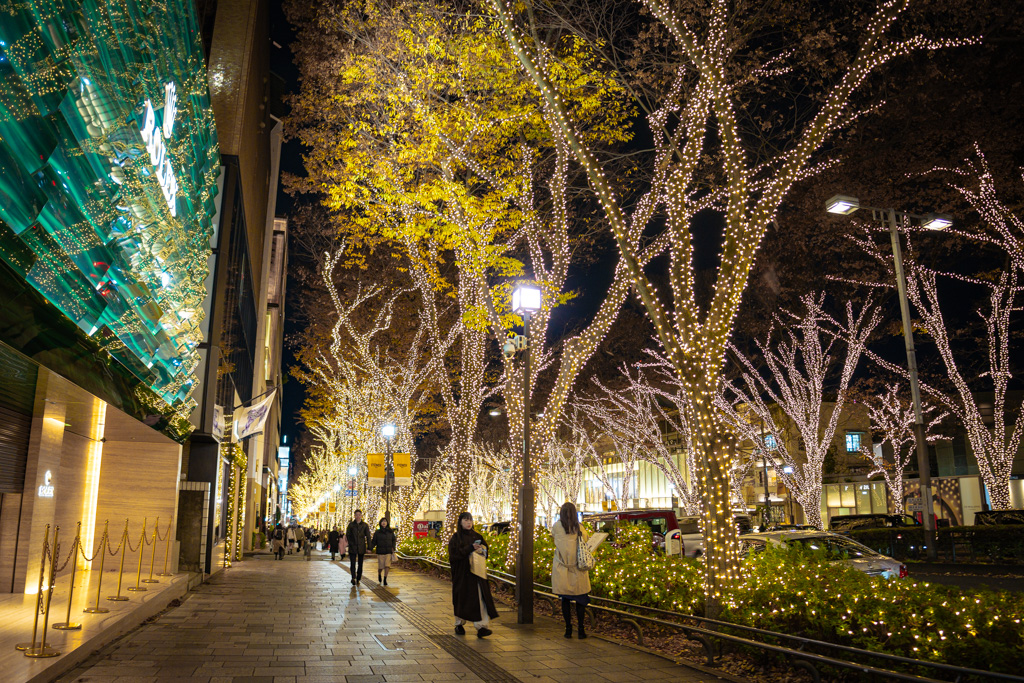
{"left": 329, "top": 502, "right": 336, "bottom": 512}
{"left": 393, "top": 453, "right": 412, "bottom": 486}
{"left": 319, "top": 503, "right": 326, "bottom": 512}
{"left": 367, "top": 453, "right": 386, "bottom": 486}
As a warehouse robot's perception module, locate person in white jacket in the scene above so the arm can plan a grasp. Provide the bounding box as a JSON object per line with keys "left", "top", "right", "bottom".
{"left": 550, "top": 501, "right": 591, "bottom": 639}
{"left": 286, "top": 526, "right": 297, "bottom": 555}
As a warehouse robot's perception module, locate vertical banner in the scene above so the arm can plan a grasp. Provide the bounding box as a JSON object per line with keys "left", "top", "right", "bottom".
{"left": 367, "top": 453, "right": 386, "bottom": 486}
{"left": 393, "top": 453, "right": 412, "bottom": 486}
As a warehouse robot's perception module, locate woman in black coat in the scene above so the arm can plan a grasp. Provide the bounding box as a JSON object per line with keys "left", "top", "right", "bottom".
{"left": 327, "top": 526, "right": 341, "bottom": 561}
{"left": 447, "top": 512, "right": 498, "bottom": 638}
{"left": 371, "top": 518, "right": 397, "bottom": 586}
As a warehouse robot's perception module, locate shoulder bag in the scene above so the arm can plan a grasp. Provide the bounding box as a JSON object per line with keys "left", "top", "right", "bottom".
{"left": 576, "top": 531, "right": 595, "bottom": 571}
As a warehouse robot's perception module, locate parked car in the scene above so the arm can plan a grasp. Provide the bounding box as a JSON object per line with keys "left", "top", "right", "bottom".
{"left": 489, "top": 521, "right": 512, "bottom": 534}
{"left": 584, "top": 509, "right": 683, "bottom": 554}
{"left": 829, "top": 513, "right": 920, "bottom": 533}
{"left": 740, "top": 530, "right": 908, "bottom": 579}
{"left": 583, "top": 510, "right": 753, "bottom": 558}
{"left": 974, "top": 510, "right": 1024, "bottom": 526}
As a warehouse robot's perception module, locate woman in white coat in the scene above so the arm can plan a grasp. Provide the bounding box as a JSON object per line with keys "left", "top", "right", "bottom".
{"left": 550, "top": 501, "right": 591, "bottom": 639}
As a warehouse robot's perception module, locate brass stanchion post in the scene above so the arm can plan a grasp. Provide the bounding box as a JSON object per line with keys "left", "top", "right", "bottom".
{"left": 142, "top": 517, "right": 159, "bottom": 583}
{"left": 128, "top": 518, "right": 147, "bottom": 592}
{"left": 15, "top": 525, "right": 50, "bottom": 651}
{"left": 84, "top": 521, "right": 110, "bottom": 614}
{"left": 25, "top": 526, "right": 61, "bottom": 658}
{"left": 53, "top": 522, "right": 82, "bottom": 630}
{"left": 107, "top": 520, "right": 130, "bottom": 601}
{"left": 157, "top": 518, "right": 173, "bottom": 576}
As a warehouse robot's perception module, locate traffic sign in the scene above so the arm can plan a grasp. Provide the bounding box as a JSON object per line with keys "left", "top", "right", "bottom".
{"left": 906, "top": 497, "right": 924, "bottom": 512}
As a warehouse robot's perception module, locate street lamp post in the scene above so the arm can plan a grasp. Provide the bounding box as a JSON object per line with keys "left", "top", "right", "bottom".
{"left": 782, "top": 465, "right": 795, "bottom": 524}
{"left": 759, "top": 422, "right": 771, "bottom": 529}
{"left": 511, "top": 283, "right": 541, "bottom": 625}
{"left": 382, "top": 423, "right": 396, "bottom": 526}
{"left": 826, "top": 195, "right": 950, "bottom": 561}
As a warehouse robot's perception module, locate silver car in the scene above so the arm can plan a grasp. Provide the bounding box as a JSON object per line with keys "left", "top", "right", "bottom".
{"left": 739, "top": 530, "right": 907, "bottom": 579}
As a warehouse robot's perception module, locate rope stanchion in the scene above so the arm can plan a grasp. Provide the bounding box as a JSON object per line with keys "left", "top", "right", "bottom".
{"left": 15, "top": 525, "right": 50, "bottom": 652}
{"left": 127, "top": 518, "right": 148, "bottom": 592}
{"left": 25, "top": 526, "right": 61, "bottom": 658}
{"left": 84, "top": 521, "right": 110, "bottom": 614}
{"left": 157, "top": 517, "right": 173, "bottom": 576}
{"left": 53, "top": 522, "right": 82, "bottom": 630}
{"left": 142, "top": 517, "right": 159, "bottom": 584}
{"left": 107, "top": 519, "right": 130, "bottom": 602}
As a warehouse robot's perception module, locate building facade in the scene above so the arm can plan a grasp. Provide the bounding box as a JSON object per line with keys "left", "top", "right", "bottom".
{"left": 0, "top": 0, "right": 219, "bottom": 591}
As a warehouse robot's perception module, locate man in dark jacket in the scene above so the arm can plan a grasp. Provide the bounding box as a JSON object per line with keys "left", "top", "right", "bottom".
{"left": 328, "top": 526, "right": 341, "bottom": 561}
{"left": 371, "top": 518, "right": 397, "bottom": 585}
{"left": 345, "top": 510, "right": 372, "bottom": 585}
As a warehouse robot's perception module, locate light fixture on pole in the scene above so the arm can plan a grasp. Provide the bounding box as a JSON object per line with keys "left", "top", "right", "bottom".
{"left": 382, "top": 422, "right": 396, "bottom": 525}
{"left": 825, "top": 194, "right": 949, "bottom": 560}
{"left": 512, "top": 283, "right": 541, "bottom": 625}
{"left": 782, "top": 466, "right": 795, "bottom": 524}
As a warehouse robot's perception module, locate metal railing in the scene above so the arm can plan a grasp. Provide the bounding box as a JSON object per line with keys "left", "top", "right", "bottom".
{"left": 15, "top": 517, "right": 175, "bottom": 658}
{"left": 397, "top": 553, "right": 1021, "bottom": 683}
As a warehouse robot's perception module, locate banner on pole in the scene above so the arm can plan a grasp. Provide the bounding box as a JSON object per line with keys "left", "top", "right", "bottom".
{"left": 319, "top": 503, "right": 326, "bottom": 512}
{"left": 233, "top": 389, "right": 277, "bottom": 440}
{"left": 393, "top": 452, "right": 412, "bottom": 486}
{"left": 367, "top": 453, "right": 386, "bottom": 486}
{"left": 212, "top": 405, "right": 226, "bottom": 441}
{"left": 329, "top": 502, "right": 336, "bottom": 512}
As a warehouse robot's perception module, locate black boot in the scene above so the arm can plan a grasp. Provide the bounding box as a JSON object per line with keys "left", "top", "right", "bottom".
{"left": 561, "top": 599, "right": 573, "bottom": 638}
{"left": 378, "top": 571, "right": 382, "bottom": 583}
{"left": 576, "top": 602, "right": 588, "bottom": 639}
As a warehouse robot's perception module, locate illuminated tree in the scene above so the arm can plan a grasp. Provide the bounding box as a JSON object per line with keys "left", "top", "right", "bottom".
{"left": 284, "top": 0, "right": 636, "bottom": 542}
{"left": 854, "top": 150, "right": 1023, "bottom": 509}
{"left": 536, "top": 433, "right": 590, "bottom": 520}
{"left": 718, "top": 295, "right": 881, "bottom": 529}
{"left": 486, "top": 0, "right": 969, "bottom": 602}
{"left": 860, "top": 383, "right": 946, "bottom": 515}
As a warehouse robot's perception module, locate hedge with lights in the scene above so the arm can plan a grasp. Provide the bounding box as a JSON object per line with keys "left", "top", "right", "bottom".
{"left": 401, "top": 523, "right": 1024, "bottom": 672}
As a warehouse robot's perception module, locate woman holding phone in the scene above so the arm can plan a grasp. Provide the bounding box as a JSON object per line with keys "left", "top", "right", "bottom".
{"left": 447, "top": 512, "right": 498, "bottom": 637}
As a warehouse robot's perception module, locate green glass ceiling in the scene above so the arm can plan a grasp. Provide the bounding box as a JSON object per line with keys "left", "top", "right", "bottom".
{"left": 0, "top": 0, "right": 220, "bottom": 416}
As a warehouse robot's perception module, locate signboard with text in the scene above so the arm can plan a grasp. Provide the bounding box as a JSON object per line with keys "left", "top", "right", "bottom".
{"left": 393, "top": 453, "right": 412, "bottom": 486}
{"left": 367, "top": 453, "right": 386, "bottom": 486}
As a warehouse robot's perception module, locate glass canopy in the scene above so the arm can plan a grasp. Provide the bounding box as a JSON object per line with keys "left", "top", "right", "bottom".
{"left": 0, "top": 0, "right": 220, "bottom": 414}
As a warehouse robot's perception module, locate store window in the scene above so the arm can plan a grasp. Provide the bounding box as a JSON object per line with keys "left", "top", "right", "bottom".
{"left": 845, "top": 432, "right": 864, "bottom": 452}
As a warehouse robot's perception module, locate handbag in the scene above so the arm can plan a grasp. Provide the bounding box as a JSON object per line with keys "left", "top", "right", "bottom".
{"left": 469, "top": 550, "right": 488, "bottom": 579}
{"left": 576, "top": 532, "right": 596, "bottom": 571}
{"left": 390, "top": 552, "right": 398, "bottom": 562}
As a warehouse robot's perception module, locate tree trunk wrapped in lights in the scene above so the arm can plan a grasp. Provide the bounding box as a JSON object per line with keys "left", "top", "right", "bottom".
{"left": 486, "top": 0, "right": 972, "bottom": 605}
{"left": 860, "top": 383, "right": 946, "bottom": 515}
{"left": 718, "top": 295, "right": 880, "bottom": 530}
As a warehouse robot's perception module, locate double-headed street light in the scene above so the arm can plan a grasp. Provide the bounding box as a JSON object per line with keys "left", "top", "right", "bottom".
{"left": 826, "top": 195, "right": 950, "bottom": 561}
{"left": 382, "top": 422, "right": 396, "bottom": 525}
{"left": 512, "top": 283, "right": 541, "bottom": 625}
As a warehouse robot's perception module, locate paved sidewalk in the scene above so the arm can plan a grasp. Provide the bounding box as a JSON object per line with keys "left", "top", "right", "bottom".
{"left": 57, "top": 552, "right": 725, "bottom": 683}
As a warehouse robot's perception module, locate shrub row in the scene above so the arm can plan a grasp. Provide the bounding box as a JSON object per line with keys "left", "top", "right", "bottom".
{"left": 400, "top": 525, "right": 1024, "bottom": 674}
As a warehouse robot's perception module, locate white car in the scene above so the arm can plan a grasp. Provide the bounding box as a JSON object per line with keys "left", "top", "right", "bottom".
{"left": 739, "top": 530, "right": 908, "bottom": 579}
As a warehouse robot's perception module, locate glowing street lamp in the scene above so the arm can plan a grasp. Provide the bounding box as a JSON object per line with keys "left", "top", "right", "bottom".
{"left": 511, "top": 283, "right": 541, "bottom": 625}
{"left": 825, "top": 195, "right": 951, "bottom": 559}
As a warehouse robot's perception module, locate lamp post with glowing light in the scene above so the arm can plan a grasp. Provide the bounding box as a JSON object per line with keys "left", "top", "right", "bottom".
{"left": 382, "top": 423, "right": 396, "bottom": 525}
{"left": 826, "top": 195, "right": 950, "bottom": 560}
{"left": 511, "top": 283, "right": 541, "bottom": 625}
{"left": 782, "top": 465, "right": 795, "bottom": 524}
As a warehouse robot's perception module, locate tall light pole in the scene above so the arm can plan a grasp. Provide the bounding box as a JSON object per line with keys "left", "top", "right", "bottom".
{"left": 511, "top": 283, "right": 541, "bottom": 625}
{"left": 382, "top": 422, "right": 396, "bottom": 526}
{"left": 759, "top": 421, "right": 771, "bottom": 529}
{"left": 826, "top": 195, "right": 951, "bottom": 561}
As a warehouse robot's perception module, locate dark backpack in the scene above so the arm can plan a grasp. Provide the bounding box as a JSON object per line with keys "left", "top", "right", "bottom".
{"left": 273, "top": 528, "right": 284, "bottom": 540}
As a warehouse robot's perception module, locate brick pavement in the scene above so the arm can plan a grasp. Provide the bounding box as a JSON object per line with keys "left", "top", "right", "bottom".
{"left": 56, "top": 552, "right": 726, "bottom": 683}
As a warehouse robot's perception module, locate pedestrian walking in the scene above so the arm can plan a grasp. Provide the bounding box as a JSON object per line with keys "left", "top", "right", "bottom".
{"left": 286, "top": 525, "right": 297, "bottom": 555}
{"left": 271, "top": 524, "right": 285, "bottom": 560}
{"left": 345, "top": 510, "right": 372, "bottom": 585}
{"left": 448, "top": 512, "right": 497, "bottom": 638}
{"left": 328, "top": 526, "right": 341, "bottom": 561}
{"left": 551, "top": 501, "right": 591, "bottom": 639}
{"left": 371, "top": 518, "right": 397, "bottom": 585}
